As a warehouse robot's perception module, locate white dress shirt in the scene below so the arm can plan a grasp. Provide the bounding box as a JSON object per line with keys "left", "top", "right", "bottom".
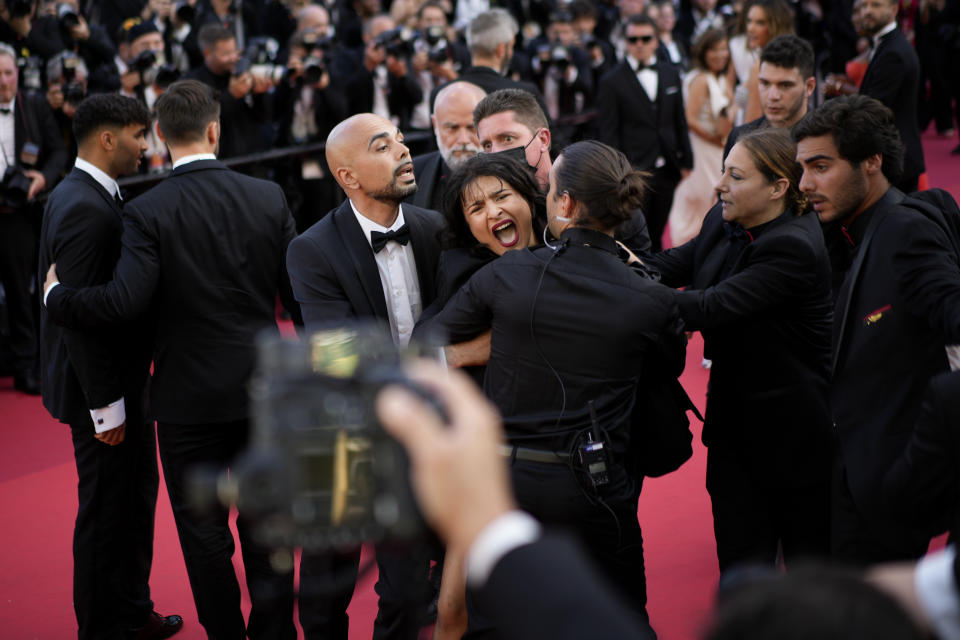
{"left": 172, "top": 152, "right": 217, "bottom": 169}
{"left": 0, "top": 99, "right": 16, "bottom": 174}
{"left": 350, "top": 201, "right": 422, "bottom": 347}
{"left": 627, "top": 54, "right": 659, "bottom": 102}
{"left": 916, "top": 545, "right": 960, "bottom": 639}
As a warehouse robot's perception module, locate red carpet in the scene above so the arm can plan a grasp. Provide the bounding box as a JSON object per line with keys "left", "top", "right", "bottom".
{"left": 1, "top": 128, "right": 956, "bottom": 639}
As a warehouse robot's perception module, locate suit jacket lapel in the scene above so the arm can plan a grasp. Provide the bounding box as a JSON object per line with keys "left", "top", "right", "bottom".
{"left": 71, "top": 167, "right": 123, "bottom": 217}
{"left": 831, "top": 206, "right": 891, "bottom": 375}
{"left": 332, "top": 201, "right": 390, "bottom": 320}
{"left": 405, "top": 206, "right": 438, "bottom": 306}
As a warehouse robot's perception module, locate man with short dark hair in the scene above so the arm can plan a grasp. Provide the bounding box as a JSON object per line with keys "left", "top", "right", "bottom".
{"left": 43, "top": 79, "right": 301, "bottom": 639}
{"left": 39, "top": 93, "right": 182, "bottom": 640}
{"left": 794, "top": 95, "right": 960, "bottom": 565}
{"left": 723, "top": 35, "right": 816, "bottom": 159}
{"left": 596, "top": 13, "right": 692, "bottom": 251}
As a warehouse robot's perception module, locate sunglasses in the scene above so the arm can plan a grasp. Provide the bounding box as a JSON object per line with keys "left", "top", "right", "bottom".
{"left": 626, "top": 35, "right": 656, "bottom": 44}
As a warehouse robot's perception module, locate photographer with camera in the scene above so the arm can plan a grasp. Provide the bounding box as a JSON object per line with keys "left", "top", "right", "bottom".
{"left": 45, "top": 50, "right": 88, "bottom": 159}
{"left": 344, "top": 15, "right": 423, "bottom": 132}
{"left": 0, "top": 42, "right": 67, "bottom": 394}
{"left": 0, "top": 0, "right": 64, "bottom": 61}
{"left": 406, "top": 2, "right": 469, "bottom": 135}
{"left": 273, "top": 26, "right": 348, "bottom": 230}
{"left": 525, "top": 10, "right": 594, "bottom": 142}
{"left": 52, "top": 0, "right": 117, "bottom": 80}
{"left": 185, "top": 24, "right": 272, "bottom": 164}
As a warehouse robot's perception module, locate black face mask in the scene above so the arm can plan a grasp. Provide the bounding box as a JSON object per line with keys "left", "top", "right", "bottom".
{"left": 489, "top": 129, "right": 542, "bottom": 172}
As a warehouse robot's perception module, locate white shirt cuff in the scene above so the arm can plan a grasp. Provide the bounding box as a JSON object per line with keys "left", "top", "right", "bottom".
{"left": 90, "top": 398, "right": 126, "bottom": 433}
{"left": 466, "top": 510, "right": 541, "bottom": 589}
{"left": 916, "top": 545, "right": 960, "bottom": 640}
{"left": 43, "top": 280, "right": 59, "bottom": 306}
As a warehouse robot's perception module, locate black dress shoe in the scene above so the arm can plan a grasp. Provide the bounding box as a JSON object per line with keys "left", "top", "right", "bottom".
{"left": 131, "top": 612, "right": 184, "bottom": 640}
{"left": 13, "top": 372, "right": 40, "bottom": 395}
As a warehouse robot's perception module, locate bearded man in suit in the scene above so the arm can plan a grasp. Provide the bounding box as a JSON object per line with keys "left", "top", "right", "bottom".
{"left": 286, "top": 112, "right": 444, "bottom": 639}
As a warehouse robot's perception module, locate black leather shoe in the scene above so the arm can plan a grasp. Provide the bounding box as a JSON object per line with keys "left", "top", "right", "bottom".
{"left": 13, "top": 372, "right": 40, "bottom": 395}
{"left": 131, "top": 612, "right": 184, "bottom": 640}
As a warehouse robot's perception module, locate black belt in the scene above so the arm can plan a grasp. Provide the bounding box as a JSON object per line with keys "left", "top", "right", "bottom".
{"left": 499, "top": 444, "right": 570, "bottom": 465}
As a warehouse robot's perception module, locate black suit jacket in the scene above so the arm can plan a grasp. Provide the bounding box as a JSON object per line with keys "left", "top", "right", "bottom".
{"left": 647, "top": 206, "right": 833, "bottom": 483}
{"left": 286, "top": 200, "right": 444, "bottom": 333}
{"left": 883, "top": 370, "right": 960, "bottom": 539}
{"left": 831, "top": 188, "right": 960, "bottom": 533}
{"left": 596, "top": 61, "right": 693, "bottom": 173}
{"left": 417, "top": 227, "right": 685, "bottom": 453}
{"left": 45, "top": 159, "right": 301, "bottom": 424}
{"left": 860, "top": 27, "right": 925, "bottom": 183}
{"left": 39, "top": 168, "right": 151, "bottom": 426}
{"left": 471, "top": 534, "right": 654, "bottom": 640}
{"left": 407, "top": 150, "right": 447, "bottom": 214}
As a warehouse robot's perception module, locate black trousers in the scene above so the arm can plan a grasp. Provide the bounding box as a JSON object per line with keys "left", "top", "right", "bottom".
{"left": 0, "top": 208, "right": 39, "bottom": 374}
{"left": 641, "top": 164, "right": 683, "bottom": 252}
{"left": 70, "top": 411, "right": 158, "bottom": 639}
{"left": 157, "top": 419, "right": 296, "bottom": 640}
{"left": 829, "top": 452, "right": 930, "bottom": 566}
{"left": 299, "top": 541, "right": 433, "bottom": 639}
{"left": 705, "top": 447, "right": 831, "bottom": 575}
{"left": 465, "top": 459, "right": 652, "bottom": 639}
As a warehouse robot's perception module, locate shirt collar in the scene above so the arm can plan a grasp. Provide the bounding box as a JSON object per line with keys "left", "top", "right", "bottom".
{"left": 172, "top": 153, "right": 217, "bottom": 169}
{"left": 874, "top": 21, "right": 897, "bottom": 42}
{"left": 74, "top": 157, "right": 121, "bottom": 199}
{"left": 349, "top": 200, "right": 407, "bottom": 250}
{"left": 626, "top": 54, "right": 656, "bottom": 72}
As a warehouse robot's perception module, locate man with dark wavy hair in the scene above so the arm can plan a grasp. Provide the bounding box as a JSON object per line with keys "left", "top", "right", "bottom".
{"left": 794, "top": 95, "right": 960, "bottom": 565}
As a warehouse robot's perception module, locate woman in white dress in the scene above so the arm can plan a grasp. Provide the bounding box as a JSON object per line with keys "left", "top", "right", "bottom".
{"left": 668, "top": 29, "right": 736, "bottom": 247}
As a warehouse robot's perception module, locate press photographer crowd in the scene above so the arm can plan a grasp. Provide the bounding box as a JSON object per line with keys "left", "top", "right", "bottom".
{"left": 2, "top": 0, "right": 960, "bottom": 636}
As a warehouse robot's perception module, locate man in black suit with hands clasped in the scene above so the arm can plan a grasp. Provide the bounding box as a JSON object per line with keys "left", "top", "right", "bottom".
{"left": 39, "top": 94, "right": 182, "bottom": 640}
{"left": 596, "top": 13, "right": 693, "bottom": 251}
{"left": 286, "top": 112, "right": 444, "bottom": 639}
{"left": 43, "top": 80, "right": 301, "bottom": 640}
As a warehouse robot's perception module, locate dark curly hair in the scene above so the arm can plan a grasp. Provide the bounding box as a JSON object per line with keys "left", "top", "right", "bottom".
{"left": 73, "top": 93, "right": 150, "bottom": 145}
{"left": 792, "top": 95, "right": 904, "bottom": 185}
{"left": 439, "top": 153, "right": 545, "bottom": 251}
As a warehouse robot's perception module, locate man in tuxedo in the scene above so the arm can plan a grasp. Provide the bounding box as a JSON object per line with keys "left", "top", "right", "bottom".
{"left": 794, "top": 95, "right": 960, "bottom": 564}
{"left": 43, "top": 80, "right": 300, "bottom": 639}
{"left": 858, "top": 0, "right": 925, "bottom": 192}
{"left": 39, "top": 94, "right": 182, "bottom": 640}
{"left": 286, "top": 112, "right": 444, "bottom": 639}
{"left": 408, "top": 80, "right": 486, "bottom": 212}
{"left": 0, "top": 43, "right": 67, "bottom": 394}
{"left": 723, "top": 35, "right": 816, "bottom": 159}
{"left": 596, "top": 14, "right": 693, "bottom": 251}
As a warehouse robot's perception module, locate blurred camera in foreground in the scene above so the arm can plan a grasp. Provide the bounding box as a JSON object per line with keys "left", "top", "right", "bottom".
{"left": 189, "top": 327, "right": 437, "bottom": 552}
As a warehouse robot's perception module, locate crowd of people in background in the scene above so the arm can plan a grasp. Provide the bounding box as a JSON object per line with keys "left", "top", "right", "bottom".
{"left": 4, "top": 0, "right": 960, "bottom": 637}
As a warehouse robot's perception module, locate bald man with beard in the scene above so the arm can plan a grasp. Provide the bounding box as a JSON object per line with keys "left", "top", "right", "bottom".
{"left": 286, "top": 113, "right": 444, "bottom": 639}
{"left": 408, "top": 81, "right": 486, "bottom": 212}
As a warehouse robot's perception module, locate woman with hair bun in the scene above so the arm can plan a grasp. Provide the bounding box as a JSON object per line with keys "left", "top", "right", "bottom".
{"left": 420, "top": 140, "right": 685, "bottom": 636}
{"left": 644, "top": 127, "right": 833, "bottom": 576}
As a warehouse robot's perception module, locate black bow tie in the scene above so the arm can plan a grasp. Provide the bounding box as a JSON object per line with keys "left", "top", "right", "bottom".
{"left": 371, "top": 224, "right": 410, "bottom": 253}
{"left": 636, "top": 61, "right": 658, "bottom": 72}
{"left": 0, "top": 107, "right": 11, "bottom": 115}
